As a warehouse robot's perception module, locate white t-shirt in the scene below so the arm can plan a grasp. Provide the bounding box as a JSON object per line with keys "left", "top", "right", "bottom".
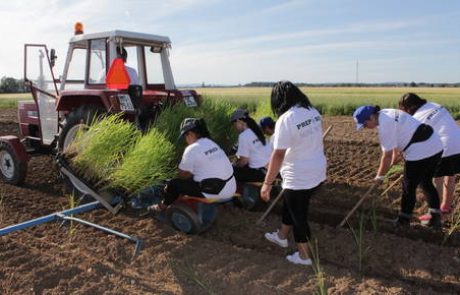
{"left": 412, "top": 102, "right": 460, "bottom": 158}
{"left": 273, "top": 106, "right": 327, "bottom": 190}
{"left": 377, "top": 109, "right": 443, "bottom": 161}
{"left": 179, "top": 138, "right": 236, "bottom": 199}
{"left": 236, "top": 128, "right": 272, "bottom": 169}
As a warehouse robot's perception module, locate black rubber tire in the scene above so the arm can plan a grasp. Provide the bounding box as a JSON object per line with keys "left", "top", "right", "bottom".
{"left": 0, "top": 141, "right": 27, "bottom": 185}
{"left": 166, "top": 204, "right": 202, "bottom": 234}
{"left": 57, "top": 105, "right": 103, "bottom": 152}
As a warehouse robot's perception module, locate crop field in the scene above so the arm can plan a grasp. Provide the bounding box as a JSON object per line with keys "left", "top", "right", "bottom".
{"left": 0, "top": 93, "right": 32, "bottom": 109}
{"left": 0, "top": 88, "right": 460, "bottom": 293}
{"left": 199, "top": 86, "right": 460, "bottom": 118}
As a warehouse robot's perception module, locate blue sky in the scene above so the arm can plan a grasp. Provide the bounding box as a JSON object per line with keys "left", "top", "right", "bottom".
{"left": 0, "top": 0, "right": 459, "bottom": 84}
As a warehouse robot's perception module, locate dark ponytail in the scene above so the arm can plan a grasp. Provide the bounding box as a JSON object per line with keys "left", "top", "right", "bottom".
{"left": 398, "top": 93, "right": 427, "bottom": 115}
{"left": 242, "top": 117, "right": 267, "bottom": 146}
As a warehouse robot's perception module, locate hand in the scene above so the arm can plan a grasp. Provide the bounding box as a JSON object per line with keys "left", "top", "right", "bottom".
{"left": 374, "top": 175, "right": 385, "bottom": 184}
{"left": 260, "top": 183, "right": 272, "bottom": 202}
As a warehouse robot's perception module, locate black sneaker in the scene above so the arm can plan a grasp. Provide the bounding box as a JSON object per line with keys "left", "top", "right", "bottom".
{"left": 423, "top": 213, "right": 442, "bottom": 230}
{"left": 393, "top": 215, "right": 410, "bottom": 227}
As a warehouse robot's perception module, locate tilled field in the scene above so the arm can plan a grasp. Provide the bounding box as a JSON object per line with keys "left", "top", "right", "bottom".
{"left": 1, "top": 109, "right": 459, "bottom": 294}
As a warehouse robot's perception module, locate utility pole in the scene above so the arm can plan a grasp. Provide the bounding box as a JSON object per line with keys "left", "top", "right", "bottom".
{"left": 355, "top": 60, "right": 359, "bottom": 85}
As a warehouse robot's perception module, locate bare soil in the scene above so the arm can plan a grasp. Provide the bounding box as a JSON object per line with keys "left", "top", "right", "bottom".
{"left": 1, "top": 109, "right": 459, "bottom": 294}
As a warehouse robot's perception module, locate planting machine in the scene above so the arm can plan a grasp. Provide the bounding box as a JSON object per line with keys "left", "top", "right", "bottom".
{"left": 0, "top": 24, "right": 268, "bottom": 247}
{"left": 0, "top": 24, "right": 234, "bottom": 250}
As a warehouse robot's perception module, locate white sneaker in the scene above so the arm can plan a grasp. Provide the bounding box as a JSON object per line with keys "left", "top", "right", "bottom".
{"left": 286, "top": 252, "right": 312, "bottom": 266}
{"left": 264, "top": 230, "right": 288, "bottom": 248}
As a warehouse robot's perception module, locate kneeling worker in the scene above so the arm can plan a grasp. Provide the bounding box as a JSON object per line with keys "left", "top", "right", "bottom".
{"left": 152, "top": 118, "right": 236, "bottom": 211}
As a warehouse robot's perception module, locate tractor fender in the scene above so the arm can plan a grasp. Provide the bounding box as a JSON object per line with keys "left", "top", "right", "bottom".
{"left": 56, "top": 92, "right": 112, "bottom": 113}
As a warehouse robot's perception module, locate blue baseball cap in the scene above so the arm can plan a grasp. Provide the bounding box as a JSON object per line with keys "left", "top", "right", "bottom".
{"left": 259, "top": 116, "right": 275, "bottom": 129}
{"left": 353, "top": 105, "right": 376, "bottom": 130}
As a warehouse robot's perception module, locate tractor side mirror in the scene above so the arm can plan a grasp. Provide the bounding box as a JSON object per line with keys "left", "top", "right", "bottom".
{"left": 150, "top": 46, "right": 162, "bottom": 53}
{"left": 50, "top": 49, "right": 57, "bottom": 68}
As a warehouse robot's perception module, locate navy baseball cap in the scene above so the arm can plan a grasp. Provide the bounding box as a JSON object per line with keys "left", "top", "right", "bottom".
{"left": 231, "top": 108, "right": 249, "bottom": 122}
{"left": 353, "top": 105, "right": 376, "bottom": 130}
{"left": 259, "top": 116, "right": 275, "bottom": 129}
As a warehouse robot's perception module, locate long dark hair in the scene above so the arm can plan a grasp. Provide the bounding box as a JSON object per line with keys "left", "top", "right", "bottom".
{"left": 241, "top": 117, "right": 267, "bottom": 146}
{"left": 190, "top": 118, "right": 211, "bottom": 139}
{"left": 270, "top": 81, "right": 313, "bottom": 116}
{"left": 399, "top": 93, "right": 427, "bottom": 115}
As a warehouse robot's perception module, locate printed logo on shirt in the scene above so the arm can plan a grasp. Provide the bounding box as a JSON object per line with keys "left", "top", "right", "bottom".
{"left": 426, "top": 107, "right": 444, "bottom": 121}
{"left": 296, "top": 116, "right": 321, "bottom": 130}
{"left": 204, "top": 147, "right": 218, "bottom": 156}
{"left": 252, "top": 138, "right": 260, "bottom": 145}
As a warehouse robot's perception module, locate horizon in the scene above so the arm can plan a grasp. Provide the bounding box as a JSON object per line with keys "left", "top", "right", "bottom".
{"left": 1, "top": 0, "right": 459, "bottom": 85}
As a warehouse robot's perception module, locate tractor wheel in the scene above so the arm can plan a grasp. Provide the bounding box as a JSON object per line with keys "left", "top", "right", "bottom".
{"left": 166, "top": 204, "right": 202, "bottom": 234}
{"left": 57, "top": 105, "right": 103, "bottom": 152}
{"left": 0, "top": 141, "right": 27, "bottom": 185}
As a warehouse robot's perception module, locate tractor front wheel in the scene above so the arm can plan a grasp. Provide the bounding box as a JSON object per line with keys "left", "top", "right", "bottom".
{"left": 0, "top": 140, "right": 27, "bottom": 185}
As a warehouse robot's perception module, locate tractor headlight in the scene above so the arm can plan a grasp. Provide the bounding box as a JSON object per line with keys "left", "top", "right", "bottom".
{"left": 117, "top": 94, "right": 134, "bottom": 111}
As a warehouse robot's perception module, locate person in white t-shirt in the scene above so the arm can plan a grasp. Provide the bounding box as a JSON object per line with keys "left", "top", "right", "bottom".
{"left": 399, "top": 93, "right": 460, "bottom": 219}
{"left": 151, "top": 118, "right": 236, "bottom": 211}
{"left": 259, "top": 116, "right": 276, "bottom": 148}
{"left": 231, "top": 109, "right": 272, "bottom": 182}
{"left": 260, "top": 81, "right": 327, "bottom": 266}
{"left": 353, "top": 105, "right": 444, "bottom": 229}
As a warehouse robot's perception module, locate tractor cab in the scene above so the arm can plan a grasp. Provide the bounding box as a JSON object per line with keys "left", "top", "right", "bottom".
{"left": 21, "top": 23, "right": 200, "bottom": 152}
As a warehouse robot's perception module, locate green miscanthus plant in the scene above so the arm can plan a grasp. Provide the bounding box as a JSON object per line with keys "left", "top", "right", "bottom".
{"left": 196, "top": 99, "right": 238, "bottom": 154}
{"left": 70, "top": 114, "right": 141, "bottom": 184}
{"left": 109, "top": 128, "right": 176, "bottom": 195}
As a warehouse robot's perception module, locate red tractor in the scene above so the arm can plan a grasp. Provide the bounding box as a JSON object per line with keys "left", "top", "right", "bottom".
{"left": 0, "top": 24, "right": 200, "bottom": 185}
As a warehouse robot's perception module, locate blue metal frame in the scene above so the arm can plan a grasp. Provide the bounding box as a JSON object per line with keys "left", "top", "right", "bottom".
{"left": 0, "top": 201, "right": 101, "bottom": 236}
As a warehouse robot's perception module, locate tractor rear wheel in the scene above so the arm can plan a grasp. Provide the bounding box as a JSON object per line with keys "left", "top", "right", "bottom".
{"left": 0, "top": 141, "right": 27, "bottom": 185}
{"left": 57, "top": 105, "right": 103, "bottom": 152}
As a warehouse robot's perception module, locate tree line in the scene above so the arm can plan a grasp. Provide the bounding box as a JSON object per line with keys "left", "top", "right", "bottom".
{"left": 0, "top": 77, "right": 28, "bottom": 93}
{"left": 244, "top": 81, "right": 460, "bottom": 88}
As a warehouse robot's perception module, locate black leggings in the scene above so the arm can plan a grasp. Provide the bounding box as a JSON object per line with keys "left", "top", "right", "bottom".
{"left": 281, "top": 185, "right": 321, "bottom": 243}
{"left": 164, "top": 178, "right": 204, "bottom": 206}
{"left": 401, "top": 151, "right": 442, "bottom": 215}
{"left": 233, "top": 165, "right": 266, "bottom": 182}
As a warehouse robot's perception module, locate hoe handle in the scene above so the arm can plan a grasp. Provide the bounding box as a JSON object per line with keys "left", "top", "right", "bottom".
{"left": 257, "top": 189, "right": 285, "bottom": 225}
{"left": 379, "top": 174, "right": 403, "bottom": 196}
{"left": 323, "top": 125, "right": 333, "bottom": 139}
{"left": 338, "top": 182, "right": 378, "bottom": 228}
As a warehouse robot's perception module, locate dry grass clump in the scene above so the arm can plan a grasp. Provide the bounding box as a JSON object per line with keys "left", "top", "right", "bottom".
{"left": 109, "top": 128, "right": 176, "bottom": 195}
{"left": 70, "top": 114, "right": 141, "bottom": 183}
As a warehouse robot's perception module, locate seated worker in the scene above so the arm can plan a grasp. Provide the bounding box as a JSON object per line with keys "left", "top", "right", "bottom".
{"left": 231, "top": 109, "right": 273, "bottom": 183}
{"left": 151, "top": 118, "right": 236, "bottom": 211}
{"left": 98, "top": 46, "right": 138, "bottom": 85}
{"left": 259, "top": 116, "right": 276, "bottom": 147}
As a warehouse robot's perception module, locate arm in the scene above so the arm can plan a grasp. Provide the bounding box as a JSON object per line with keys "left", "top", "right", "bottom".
{"left": 177, "top": 169, "right": 193, "bottom": 179}
{"left": 234, "top": 156, "right": 249, "bottom": 168}
{"left": 375, "top": 150, "right": 393, "bottom": 182}
{"left": 390, "top": 149, "right": 403, "bottom": 166}
{"left": 260, "top": 149, "right": 286, "bottom": 201}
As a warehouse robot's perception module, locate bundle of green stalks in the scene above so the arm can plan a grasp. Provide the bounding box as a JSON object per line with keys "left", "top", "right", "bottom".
{"left": 70, "top": 114, "right": 141, "bottom": 184}
{"left": 153, "top": 100, "right": 239, "bottom": 156}
{"left": 109, "top": 128, "right": 176, "bottom": 195}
